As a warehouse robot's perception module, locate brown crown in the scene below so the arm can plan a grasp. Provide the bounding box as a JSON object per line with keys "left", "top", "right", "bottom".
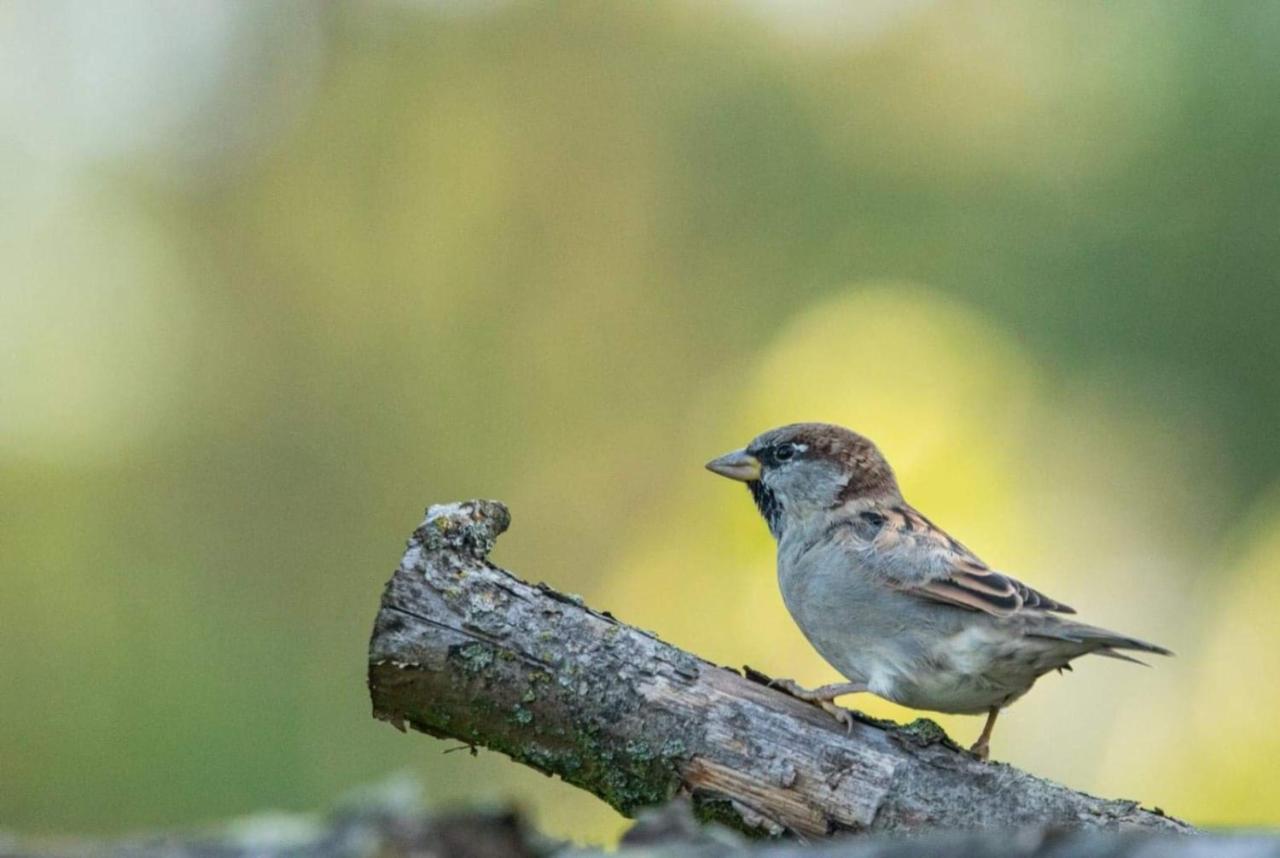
{"left": 750, "top": 422, "right": 900, "bottom": 501}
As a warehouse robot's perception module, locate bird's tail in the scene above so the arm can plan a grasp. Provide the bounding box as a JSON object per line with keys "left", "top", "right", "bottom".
{"left": 1031, "top": 621, "right": 1173, "bottom": 666}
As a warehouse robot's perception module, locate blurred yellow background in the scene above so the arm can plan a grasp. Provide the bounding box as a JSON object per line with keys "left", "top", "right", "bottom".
{"left": 2, "top": 0, "right": 1278, "bottom": 844}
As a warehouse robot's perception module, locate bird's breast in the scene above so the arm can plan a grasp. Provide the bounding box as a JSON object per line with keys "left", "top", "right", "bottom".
{"left": 775, "top": 533, "right": 1040, "bottom": 714}
{"left": 776, "top": 534, "right": 913, "bottom": 680}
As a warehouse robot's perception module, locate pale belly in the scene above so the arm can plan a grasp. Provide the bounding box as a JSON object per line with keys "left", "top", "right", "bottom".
{"left": 861, "top": 626, "right": 1044, "bottom": 714}
{"left": 777, "top": 541, "right": 1053, "bottom": 715}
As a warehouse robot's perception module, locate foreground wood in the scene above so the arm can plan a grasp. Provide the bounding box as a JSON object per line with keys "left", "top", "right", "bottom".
{"left": 368, "top": 500, "right": 1191, "bottom": 838}
{"left": 8, "top": 779, "right": 1276, "bottom": 857}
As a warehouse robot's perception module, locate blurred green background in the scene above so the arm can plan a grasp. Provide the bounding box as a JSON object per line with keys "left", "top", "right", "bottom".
{"left": 3, "top": 0, "right": 1279, "bottom": 843}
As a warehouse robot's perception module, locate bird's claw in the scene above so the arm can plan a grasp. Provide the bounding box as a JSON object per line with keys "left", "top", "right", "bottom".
{"left": 819, "top": 700, "right": 855, "bottom": 735}
{"left": 968, "top": 740, "right": 991, "bottom": 762}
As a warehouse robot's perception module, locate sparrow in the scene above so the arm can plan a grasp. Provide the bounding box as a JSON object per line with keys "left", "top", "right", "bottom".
{"left": 706, "top": 422, "right": 1170, "bottom": 760}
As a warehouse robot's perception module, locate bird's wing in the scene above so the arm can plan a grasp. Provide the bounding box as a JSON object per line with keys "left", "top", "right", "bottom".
{"left": 854, "top": 504, "right": 1075, "bottom": 618}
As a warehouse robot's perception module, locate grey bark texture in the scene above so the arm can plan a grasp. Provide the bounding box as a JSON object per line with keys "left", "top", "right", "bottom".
{"left": 367, "top": 500, "right": 1194, "bottom": 839}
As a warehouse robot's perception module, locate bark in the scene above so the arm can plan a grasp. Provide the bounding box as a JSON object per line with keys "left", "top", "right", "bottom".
{"left": 367, "top": 500, "right": 1194, "bottom": 839}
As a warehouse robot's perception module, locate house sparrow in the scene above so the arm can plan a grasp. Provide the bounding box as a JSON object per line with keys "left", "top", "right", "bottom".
{"left": 706, "top": 422, "right": 1170, "bottom": 760}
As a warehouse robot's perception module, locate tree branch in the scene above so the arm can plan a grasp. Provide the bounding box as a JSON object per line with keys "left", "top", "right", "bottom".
{"left": 367, "top": 500, "right": 1192, "bottom": 838}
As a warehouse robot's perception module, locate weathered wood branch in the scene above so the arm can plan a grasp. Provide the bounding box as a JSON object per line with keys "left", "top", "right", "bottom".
{"left": 367, "top": 500, "right": 1193, "bottom": 839}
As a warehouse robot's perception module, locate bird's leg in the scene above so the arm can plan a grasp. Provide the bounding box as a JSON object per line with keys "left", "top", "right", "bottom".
{"left": 768, "top": 679, "right": 867, "bottom": 733}
{"left": 969, "top": 707, "right": 999, "bottom": 761}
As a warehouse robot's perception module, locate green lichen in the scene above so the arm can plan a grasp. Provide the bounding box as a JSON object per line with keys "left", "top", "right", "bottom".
{"left": 454, "top": 642, "right": 495, "bottom": 675}
{"left": 380, "top": 651, "right": 689, "bottom": 825}
{"left": 624, "top": 739, "right": 653, "bottom": 762}
{"left": 691, "top": 796, "right": 779, "bottom": 840}
{"left": 660, "top": 738, "right": 686, "bottom": 757}
{"left": 499, "top": 701, "right": 686, "bottom": 815}
{"left": 894, "top": 717, "right": 953, "bottom": 748}
{"left": 429, "top": 709, "right": 452, "bottom": 727}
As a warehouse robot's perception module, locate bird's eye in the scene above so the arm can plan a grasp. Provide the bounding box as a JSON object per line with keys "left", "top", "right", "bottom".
{"left": 774, "top": 443, "right": 796, "bottom": 462}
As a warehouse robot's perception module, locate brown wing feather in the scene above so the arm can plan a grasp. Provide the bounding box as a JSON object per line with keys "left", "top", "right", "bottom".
{"left": 872, "top": 505, "right": 1075, "bottom": 618}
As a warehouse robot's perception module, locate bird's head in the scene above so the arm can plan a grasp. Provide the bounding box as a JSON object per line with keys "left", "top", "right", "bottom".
{"left": 705, "top": 422, "right": 899, "bottom": 538}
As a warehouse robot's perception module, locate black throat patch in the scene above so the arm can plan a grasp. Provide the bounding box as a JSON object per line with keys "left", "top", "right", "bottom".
{"left": 747, "top": 480, "right": 783, "bottom": 538}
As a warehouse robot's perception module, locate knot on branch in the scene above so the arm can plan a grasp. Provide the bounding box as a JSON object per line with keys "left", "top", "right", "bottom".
{"left": 414, "top": 500, "right": 510, "bottom": 557}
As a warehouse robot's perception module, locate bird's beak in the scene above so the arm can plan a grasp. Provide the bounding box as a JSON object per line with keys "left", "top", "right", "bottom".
{"left": 705, "top": 448, "right": 762, "bottom": 482}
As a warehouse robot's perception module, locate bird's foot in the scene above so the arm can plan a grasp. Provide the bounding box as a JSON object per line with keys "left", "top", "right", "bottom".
{"left": 767, "top": 678, "right": 866, "bottom": 734}
{"left": 968, "top": 738, "right": 991, "bottom": 762}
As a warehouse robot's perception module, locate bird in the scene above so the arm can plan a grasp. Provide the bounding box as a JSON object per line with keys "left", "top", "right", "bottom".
{"left": 705, "top": 422, "right": 1170, "bottom": 760}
